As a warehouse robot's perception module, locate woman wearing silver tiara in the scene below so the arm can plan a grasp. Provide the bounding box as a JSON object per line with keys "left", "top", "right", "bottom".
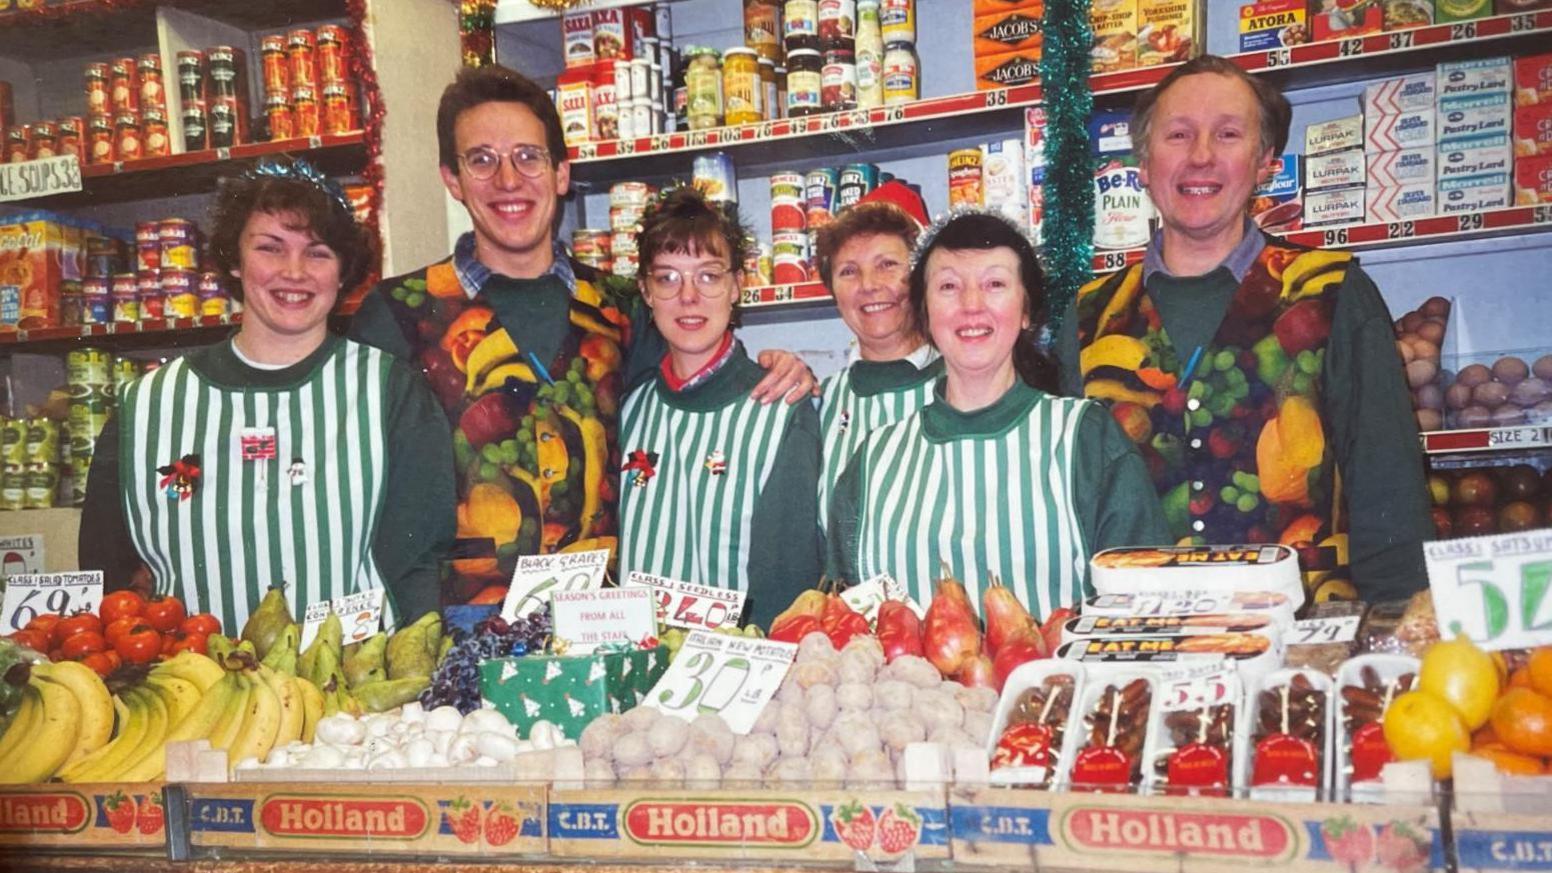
{"left": 825, "top": 209, "right": 1168, "bottom": 619}
{"left": 80, "top": 157, "right": 456, "bottom": 633}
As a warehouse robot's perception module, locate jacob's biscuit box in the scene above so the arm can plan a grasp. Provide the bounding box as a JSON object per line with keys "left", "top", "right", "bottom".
{"left": 1437, "top": 93, "right": 1512, "bottom": 143}
{"left": 975, "top": 0, "right": 1038, "bottom": 12}
{"left": 1516, "top": 102, "right": 1552, "bottom": 156}
{"left": 975, "top": 50, "right": 1042, "bottom": 90}
{"left": 1438, "top": 172, "right": 1511, "bottom": 212}
{"left": 1136, "top": 0, "right": 1195, "bottom": 66}
{"left": 1437, "top": 57, "right": 1511, "bottom": 100}
{"left": 1366, "top": 148, "right": 1434, "bottom": 186}
{"left": 1250, "top": 153, "right": 1302, "bottom": 232}
{"left": 1364, "top": 73, "right": 1435, "bottom": 116}
{"left": 1238, "top": 0, "right": 1307, "bottom": 51}
{"left": 1515, "top": 155, "right": 1552, "bottom": 204}
{"left": 1438, "top": 133, "right": 1512, "bottom": 178}
{"left": 1366, "top": 183, "right": 1435, "bottom": 222}
{"left": 1310, "top": 0, "right": 1381, "bottom": 42}
{"left": 1306, "top": 148, "right": 1365, "bottom": 191}
{"left": 1305, "top": 115, "right": 1363, "bottom": 155}
{"left": 973, "top": 5, "right": 1044, "bottom": 55}
{"left": 1515, "top": 53, "right": 1552, "bottom": 106}
{"left": 1090, "top": 0, "right": 1138, "bottom": 73}
{"left": 1365, "top": 108, "right": 1434, "bottom": 151}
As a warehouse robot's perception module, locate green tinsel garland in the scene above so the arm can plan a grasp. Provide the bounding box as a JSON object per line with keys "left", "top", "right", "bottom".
{"left": 1040, "top": 0, "right": 1095, "bottom": 333}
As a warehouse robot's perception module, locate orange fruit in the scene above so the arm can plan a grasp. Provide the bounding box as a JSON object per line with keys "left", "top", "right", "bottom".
{"left": 1419, "top": 635, "right": 1501, "bottom": 730}
{"left": 1471, "top": 723, "right": 1501, "bottom": 749}
{"left": 1510, "top": 667, "right": 1533, "bottom": 688}
{"left": 1527, "top": 648, "right": 1552, "bottom": 698}
{"left": 1491, "top": 687, "right": 1552, "bottom": 758}
{"left": 1471, "top": 747, "right": 1546, "bottom": 776}
{"left": 1384, "top": 689, "right": 1471, "bottom": 779}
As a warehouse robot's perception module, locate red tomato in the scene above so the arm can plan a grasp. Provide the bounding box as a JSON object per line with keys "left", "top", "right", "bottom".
{"left": 7, "top": 629, "right": 51, "bottom": 653}
{"left": 24, "top": 614, "right": 62, "bottom": 645}
{"left": 104, "top": 616, "right": 139, "bottom": 645}
{"left": 80, "top": 651, "right": 117, "bottom": 678}
{"left": 113, "top": 625, "right": 162, "bottom": 665}
{"left": 102, "top": 650, "right": 122, "bottom": 672}
{"left": 98, "top": 591, "right": 146, "bottom": 623}
{"left": 141, "top": 596, "right": 187, "bottom": 634}
{"left": 170, "top": 632, "right": 209, "bottom": 656}
{"left": 60, "top": 631, "right": 108, "bottom": 659}
{"left": 161, "top": 633, "right": 179, "bottom": 655}
{"left": 179, "top": 613, "right": 221, "bottom": 637}
{"left": 55, "top": 612, "right": 103, "bottom": 642}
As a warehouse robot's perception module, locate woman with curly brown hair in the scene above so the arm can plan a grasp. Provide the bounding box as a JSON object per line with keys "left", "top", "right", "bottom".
{"left": 80, "top": 158, "right": 456, "bottom": 632}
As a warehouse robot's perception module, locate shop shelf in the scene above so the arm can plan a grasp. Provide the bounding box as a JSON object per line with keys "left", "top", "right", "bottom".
{"left": 1423, "top": 424, "right": 1552, "bottom": 455}
{"left": 0, "top": 313, "right": 237, "bottom": 351}
{"left": 0, "top": 0, "right": 348, "bottom": 62}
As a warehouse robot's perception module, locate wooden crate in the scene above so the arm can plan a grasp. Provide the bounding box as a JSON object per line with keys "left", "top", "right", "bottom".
{"left": 0, "top": 783, "right": 169, "bottom": 852}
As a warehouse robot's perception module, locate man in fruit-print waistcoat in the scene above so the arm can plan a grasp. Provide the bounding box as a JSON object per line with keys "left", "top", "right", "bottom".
{"left": 350, "top": 66, "right": 816, "bottom": 606}
{"left": 1056, "top": 56, "right": 1432, "bottom": 603}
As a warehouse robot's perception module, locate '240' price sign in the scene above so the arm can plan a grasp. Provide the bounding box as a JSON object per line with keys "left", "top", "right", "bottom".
{"left": 1425, "top": 531, "right": 1552, "bottom": 651}
{"left": 643, "top": 630, "right": 796, "bottom": 734}
{"left": 623, "top": 571, "right": 746, "bottom": 631}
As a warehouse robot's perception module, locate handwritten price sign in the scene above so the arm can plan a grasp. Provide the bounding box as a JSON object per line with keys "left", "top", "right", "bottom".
{"left": 501, "top": 549, "right": 610, "bottom": 620}
{"left": 1425, "top": 530, "right": 1552, "bottom": 651}
{"left": 642, "top": 631, "right": 796, "bottom": 734}
{"left": 300, "top": 589, "right": 385, "bottom": 649}
{"left": 623, "top": 571, "right": 746, "bottom": 631}
{"left": 840, "top": 572, "right": 922, "bottom": 626}
{"left": 1, "top": 572, "right": 102, "bottom": 633}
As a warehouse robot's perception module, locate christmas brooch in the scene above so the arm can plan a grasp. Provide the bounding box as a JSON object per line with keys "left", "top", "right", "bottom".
{"left": 623, "top": 449, "right": 659, "bottom": 487}
{"left": 157, "top": 454, "right": 202, "bottom": 501}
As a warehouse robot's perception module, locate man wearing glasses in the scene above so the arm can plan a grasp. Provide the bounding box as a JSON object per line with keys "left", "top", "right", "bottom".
{"left": 350, "top": 65, "right": 816, "bottom": 606}
{"left": 616, "top": 187, "right": 822, "bottom": 630}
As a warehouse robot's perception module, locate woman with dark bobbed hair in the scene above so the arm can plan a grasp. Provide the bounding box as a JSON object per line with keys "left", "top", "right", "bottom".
{"left": 827, "top": 209, "right": 1167, "bottom": 618}
{"left": 81, "top": 158, "right": 456, "bottom": 632}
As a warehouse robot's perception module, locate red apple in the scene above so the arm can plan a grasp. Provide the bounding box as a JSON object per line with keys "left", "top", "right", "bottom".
{"left": 1455, "top": 506, "right": 1498, "bottom": 536}
{"left": 1453, "top": 472, "right": 1498, "bottom": 508}
{"left": 1498, "top": 501, "right": 1541, "bottom": 532}
{"left": 1430, "top": 506, "right": 1453, "bottom": 539}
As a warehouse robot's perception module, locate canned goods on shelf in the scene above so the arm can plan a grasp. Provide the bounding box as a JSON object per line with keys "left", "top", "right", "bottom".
{"left": 112, "top": 274, "right": 140, "bottom": 322}
{"left": 266, "top": 93, "right": 295, "bottom": 141}
{"left": 837, "top": 162, "right": 879, "bottom": 208}
{"left": 784, "top": 0, "right": 820, "bottom": 53}
{"left": 322, "top": 83, "right": 357, "bottom": 134}
{"left": 162, "top": 267, "right": 198, "bottom": 318}
{"left": 0, "top": 464, "right": 23, "bottom": 512}
{"left": 85, "top": 62, "right": 111, "bottom": 115}
{"left": 138, "top": 53, "right": 166, "bottom": 114}
{"left": 209, "top": 98, "right": 238, "bottom": 148}
{"left": 177, "top": 51, "right": 206, "bottom": 103}
{"left": 288, "top": 28, "right": 319, "bottom": 90}
{"left": 772, "top": 229, "right": 811, "bottom": 284}
{"left": 25, "top": 419, "right": 58, "bottom": 466}
{"left": 159, "top": 219, "right": 198, "bottom": 271}
{"left": 23, "top": 464, "right": 57, "bottom": 510}
{"left": 199, "top": 272, "right": 231, "bottom": 317}
{"left": 182, "top": 99, "right": 208, "bottom": 152}
{"left": 135, "top": 223, "right": 160, "bottom": 272}
{"left": 723, "top": 47, "right": 763, "bottom": 126}
{"left": 609, "top": 205, "right": 645, "bottom": 233}
{"left": 59, "top": 286, "right": 82, "bottom": 328}
{"left": 57, "top": 116, "right": 85, "bottom": 163}
{"left": 685, "top": 46, "right": 723, "bottom": 131}
{"left": 87, "top": 114, "right": 114, "bottom": 164}
{"left": 805, "top": 166, "right": 840, "bottom": 225}
{"left": 611, "top": 251, "right": 639, "bottom": 277}
{"left": 770, "top": 171, "right": 807, "bottom": 231}
{"left": 81, "top": 278, "right": 111, "bottom": 325}
{"left": 693, "top": 151, "right": 737, "bottom": 203}
{"left": 293, "top": 87, "right": 320, "bottom": 138}
{"left": 948, "top": 148, "right": 984, "bottom": 208}
{"left": 0, "top": 420, "right": 25, "bottom": 466}
{"left": 261, "top": 35, "right": 290, "bottom": 95}
{"left": 110, "top": 57, "right": 139, "bottom": 114}
{"left": 819, "top": 0, "right": 857, "bottom": 51}
{"left": 571, "top": 229, "right": 611, "bottom": 267}
{"left": 138, "top": 271, "right": 164, "bottom": 321}
{"left": 208, "top": 46, "right": 241, "bottom": 100}
{"left": 786, "top": 49, "right": 823, "bottom": 116}
{"left": 609, "top": 230, "right": 639, "bottom": 257}
{"left": 882, "top": 41, "right": 918, "bottom": 104}
{"left": 881, "top": 0, "right": 915, "bottom": 44}
{"left": 317, "top": 24, "right": 350, "bottom": 85}
{"left": 29, "top": 122, "right": 57, "bottom": 159}
{"left": 114, "top": 111, "right": 142, "bottom": 161}
{"left": 822, "top": 49, "right": 857, "bottom": 112}
{"left": 609, "top": 180, "right": 654, "bottom": 208}
{"left": 142, "top": 107, "right": 171, "bottom": 157}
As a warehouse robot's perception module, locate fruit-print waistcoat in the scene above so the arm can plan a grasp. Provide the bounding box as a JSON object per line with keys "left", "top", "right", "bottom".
{"left": 1073, "top": 239, "right": 1353, "bottom": 576}
{"left": 366, "top": 257, "right": 631, "bottom": 601}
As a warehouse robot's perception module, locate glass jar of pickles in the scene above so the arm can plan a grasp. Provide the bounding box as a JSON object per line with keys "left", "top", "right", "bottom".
{"left": 685, "top": 46, "right": 724, "bottom": 130}
{"left": 722, "top": 47, "right": 763, "bottom": 126}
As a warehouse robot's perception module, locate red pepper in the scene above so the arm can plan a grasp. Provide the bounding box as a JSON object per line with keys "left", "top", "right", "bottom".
{"left": 769, "top": 613, "right": 822, "bottom": 644}
{"left": 826, "top": 611, "right": 871, "bottom": 649}
{"left": 876, "top": 600, "right": 923, "bottom": 662}
{"left": 819, "top": 593, "right": 854, "bottom": 635}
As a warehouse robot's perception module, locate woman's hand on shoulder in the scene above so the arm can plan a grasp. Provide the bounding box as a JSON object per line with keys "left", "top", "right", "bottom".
{"left": 752, "top": 349, "right": 819, "bottom": 405}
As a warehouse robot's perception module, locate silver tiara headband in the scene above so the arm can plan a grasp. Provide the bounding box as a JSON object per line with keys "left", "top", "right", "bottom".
{"left": 908, "top": 204, "right": 1044, "bottom": 273}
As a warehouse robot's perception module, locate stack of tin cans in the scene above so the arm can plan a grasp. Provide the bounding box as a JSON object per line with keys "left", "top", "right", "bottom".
{"left": 257, "top": 25, "right": 361, "bottom": 144}
{"left": 606, "top": 181, "right": 655, "bottom": 277}
{"left": 75, "top": 54, "right": 174, "bottom": 164}
{"left": 71, "top": 216, "right": 231, "bottom": 327}
{"left": 0, "top": 416, "right": 59, "bottom": 511}
{"left": 770, "top": 162, "right": 883, "bottom": 285}
{"left": 175, "top": 45, "right": 250, "bottom": 151}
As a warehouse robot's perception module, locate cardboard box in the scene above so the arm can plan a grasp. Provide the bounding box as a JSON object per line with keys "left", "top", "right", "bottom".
{"left": 1437, "top": 132, "right": 1512, "bottom": 178}
{"left": 479, "top": 645, "right": 667, "bottom": 741}
{"left": 983, "top": 138, "right": 1028, "bottom": 227}
{"left": 975, "top": 0, "right": 1038, "bottom": 13}
{"left": 975, "top": 49, "right": 1042, "bottom": 90}
{"left": 1437, "top": 92, "right": 1512, "bottom": 143}
{"left": 591, "top": 7, "right": 630, "bottom": 61}
{"left": 1305, "top": 115, "right": 1363, "bottom": 155}
{"left": 1306, "top": 147, "right": 1365, "bottom": 191}
{"left": 1516, "top": 101, "right": 1552, "bottom": 156}
{"left": 1367, "top": 147, "right": 1435, "bottom": 186}
{"left": 1238, "top": 0, "right": 1308, "bottom": 51}
{"left": 556, "top": 71, "right": 593, "bottom": 146}
{"left": 1437, "top": 172, "right": 1511, "bottom": 212}
{"left": 1250, "top": 153, "right": 1303, "bottom": 231}
{"left": 1304, "top": 186, "right": 1366, "bottom": 226}
{"left": 0, "top": 785, "right": 171, "bottom": 851}
{"left": 1089, "top": 109, "right": 1133, "bottom": 155}
{"left": 0, "top": 212, "right": 85, "bottom": 331}
{"left": 1366, "top": 183, "right": 1436, "bottom": 222}
{"left": 1090, "top": 0, "right": 1138, "bottom": 73}
{"left": 974, "top": 6, "right": 1045, "bottom": 55}
{"left": 1515, "top": 53, "right": 1552, "bottom": 107}
{"left": 1366, "top": 107, "right": 1434, "bottom": 151}
{"left": 1436, "top": 57, "right": 1512, "bottom": 100}
{"left": 1382, "top": 0, "right": 1433, "bottom": 28}
{"left": 1434, "top": 0, "right": 1492, "bottom": 21}
{"left": 1515, "top": 154, "right": 1552, "bottom": 204}
{"left": 1310, "top": 0, "right": 1382, "bottom": 42}
{"left": 1136, "top": 0, "right": 1196, "bottom": 66}
{"left": 1364, "top": 73, "right": 1436, "bottom": 116}
{"left": 563, "top": 12, "right": 595, "bottom": 68}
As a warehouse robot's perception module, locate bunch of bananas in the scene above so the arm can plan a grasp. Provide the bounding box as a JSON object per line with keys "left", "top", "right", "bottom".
{"left": 0, "top": 659, "right": 114, "bottom": 784}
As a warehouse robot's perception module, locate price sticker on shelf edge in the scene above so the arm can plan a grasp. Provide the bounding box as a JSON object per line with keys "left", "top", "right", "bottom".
{"left": 643, "top": 630, "right": 797, "bottom": 734}
{"left": 501, "top": 548, "right": 611, "bottom": 620}
{"left": 1291, "top": 614, "right": 1361, "bottom": 645}
{"left": 623, "top": 571, "right": 746, "bottom": 631}
{"left": 299, "top": 589, "right": 385, "bottom": 649}
{"left": 1, "top": 571, "right": 102, "bottom": 633}
{"left": 551, "top": 587, "right": 657, "bottom": 654}
{"left": 0, "top": 154, "right": 83, "bottom": 203}
{"left": 840, "top": 572, "right": 923, "bottom": 625}
{"left": 1424, "top": 530, "right": 1552, "bottom": 651}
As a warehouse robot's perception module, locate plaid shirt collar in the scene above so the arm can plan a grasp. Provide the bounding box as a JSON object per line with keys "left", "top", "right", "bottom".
{"left": 452, "top": 232, "right": 575, "bottom": 297}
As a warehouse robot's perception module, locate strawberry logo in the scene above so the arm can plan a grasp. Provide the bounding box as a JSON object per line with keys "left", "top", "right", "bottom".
{"left": 1321, "top": 815, "right": 1375, "bottom": 869}
{"left": 1375, "top": 821, "right": 1430, "bottom": 873}
{"left": 445, "top": 797, "right": 483, "bottom": 845}
{"left": 484, "top": 802, "right": 520, "bottom": 847}
{"left": 829, "top": 800, "right": 876, "bottom": 851}
{"left": 136, "top": 792, "right": 165, "bottom": 835}
{"left": 103, "top": 791, "right": 136, "bottom": 834}
{"left": 874, "top": 803, "right": 922, "bottom": 856}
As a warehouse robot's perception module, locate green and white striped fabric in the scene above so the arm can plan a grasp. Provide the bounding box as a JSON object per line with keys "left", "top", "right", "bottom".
{"left": 117, "top": 340, "right": 393, "bottom": 633}
{"left": 618, "top": 384, "right": 796, "bottom": 592}
{"left": 818, "top": 364, "right": 939, "bottom": 529}
{"left": 849, "top": 395, "right": 1091, "bottom": 618}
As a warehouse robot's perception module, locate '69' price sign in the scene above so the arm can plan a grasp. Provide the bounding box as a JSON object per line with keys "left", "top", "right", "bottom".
{"left": 1425, "top": 530, "right": 1552, "bottom": 651}
{"left": 1, "top": 571, "right": 103, "bottom": 633}
{"left": 642, "top": 630, "right": 796, "bottom": 734}
{"left": 623, "top": 571, "right": 746, "bottom": 631}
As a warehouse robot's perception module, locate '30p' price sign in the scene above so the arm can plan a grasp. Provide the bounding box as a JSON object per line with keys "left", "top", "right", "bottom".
{"left": 642, "top": 631, "right": 796, "bottom": 734}
{"left": 1425, "top": 530, "right": 1552, "bottom": 651}
{"left": 623, "top": 571, "right": 746, "bottom": 631}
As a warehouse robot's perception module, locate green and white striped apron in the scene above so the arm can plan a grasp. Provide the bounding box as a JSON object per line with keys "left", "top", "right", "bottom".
{"left": 851, "top": 395, "right": 1092, "bottom": 619}
{"left": 618, "top": 384, "right": 795, "bottom": 592}
{"left": 117, "top": 341, "right": 393, "bottom": 633}
{"left": 818, "top": 365, "right": 939, "bottom": 529}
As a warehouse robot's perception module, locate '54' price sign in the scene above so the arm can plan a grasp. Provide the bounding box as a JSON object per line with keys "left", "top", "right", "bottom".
{"left": 623, "top": 571, "right": 746, "bottom": 631}
{"left": 1425, "top": 530, "right": 1552, "bottom": 650}
{"left": 643, "top": 630, "right": 796, "bottom": 734}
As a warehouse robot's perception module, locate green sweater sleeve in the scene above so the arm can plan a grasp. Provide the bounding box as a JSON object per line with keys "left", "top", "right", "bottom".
{"left": 78, "top": 414, "right": 147, "bottom": 589}
{"left": 745, "top": 399, "right": 824, "bottom": 629}
{"left": 1071, "top": 402, "right": 1172, "bottom": 559}
{"left": 372, "top": 363, "right": 458, "bottom": 623}
{"left": 347, "top": 284, "right": 416, "bottom": 361}
{"left": 1323, "top": 264, "right": 1432, "bottom": 601}
{"left": 824, "top": 447, "right": 865, "bottom": 586}
{"left": 623, "top": 296, "right": 668, "bottom": 393}
{"left": 1055, "top": 300, "right": 1084, "bottom": 397}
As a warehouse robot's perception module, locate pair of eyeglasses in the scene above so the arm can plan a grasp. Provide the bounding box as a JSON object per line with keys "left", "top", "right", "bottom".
{"left": 644, "top": 266, "right": 735, "bottom": 300}
{"left": 458, "top": 145, "right": 553, "bottom": 180}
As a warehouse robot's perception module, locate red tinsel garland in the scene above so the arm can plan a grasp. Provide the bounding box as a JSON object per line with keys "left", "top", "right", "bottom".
{"left": 345, "top": 0, "right": 387, "bottom": 303}
{"left": 460, "top": 0, "right": 497, "bottom": 68}
{"left": 0, "top": 0, "right": 151, "bottom": 25}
